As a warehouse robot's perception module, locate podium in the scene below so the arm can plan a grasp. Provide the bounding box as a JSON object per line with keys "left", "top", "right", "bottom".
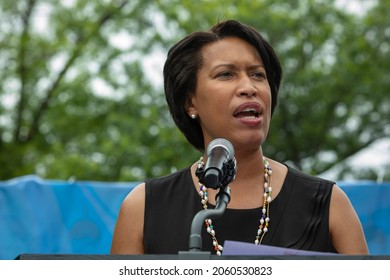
{"left": 15, "top": 240, "right": 390, "bottom": 260}
{"left": 15, "top": 253, "right": 389, "bottom": 260}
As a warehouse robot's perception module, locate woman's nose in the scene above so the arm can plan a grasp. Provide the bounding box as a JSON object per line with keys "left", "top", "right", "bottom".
{"left": 237, "top": 76, "right": 258, "bottom": 97}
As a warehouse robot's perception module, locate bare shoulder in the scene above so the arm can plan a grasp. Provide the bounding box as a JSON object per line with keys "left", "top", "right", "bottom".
{"left": 121, "top": 182, "right": 146, "bottom": 211}
{"left": 329, "top": 184, "right": 369, "bottom": 254}
{"left": 110, "top": 183, "right": 145, "bottom": 254}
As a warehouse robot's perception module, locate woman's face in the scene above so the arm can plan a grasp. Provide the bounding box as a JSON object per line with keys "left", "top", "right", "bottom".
{"left": 187, "top": 37, "right": 272, "bottom": 151}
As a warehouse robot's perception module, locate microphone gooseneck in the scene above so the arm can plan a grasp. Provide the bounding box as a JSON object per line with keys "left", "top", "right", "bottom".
{"left": 188, "top": 186, "right": 231, "bottom": 252}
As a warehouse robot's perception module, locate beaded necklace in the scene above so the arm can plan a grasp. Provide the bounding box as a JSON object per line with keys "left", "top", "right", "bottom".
{"left": 196, "top": 156, "right": 273, "bottom": 255}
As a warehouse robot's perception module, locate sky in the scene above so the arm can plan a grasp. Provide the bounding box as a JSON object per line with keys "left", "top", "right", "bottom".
{"left": 320, "top": 138, "right": 390, "bottom": 183}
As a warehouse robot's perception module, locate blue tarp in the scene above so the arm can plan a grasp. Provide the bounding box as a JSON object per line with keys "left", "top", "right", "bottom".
{"left": 0, "top": 175, "right": 389, "bottom": 259}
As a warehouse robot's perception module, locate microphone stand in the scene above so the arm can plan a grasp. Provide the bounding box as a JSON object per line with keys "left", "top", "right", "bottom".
{"left": 178, "top": 185, "right": 231, "bottom": 259}
{"left": 188, "top": 185, "right": 231, "bottom": 252}
{"left": 178, "top": 157, "right": 236, "bottom": 259}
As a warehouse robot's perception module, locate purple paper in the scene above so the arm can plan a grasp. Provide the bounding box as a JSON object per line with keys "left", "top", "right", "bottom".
{"left": 223, "top": 240, "right": 338, "bottom": 256}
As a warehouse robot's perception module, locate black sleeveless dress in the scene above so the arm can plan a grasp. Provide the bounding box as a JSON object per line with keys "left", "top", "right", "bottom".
{"left": 144, "top": 165, "right": 337, "bottom": 254}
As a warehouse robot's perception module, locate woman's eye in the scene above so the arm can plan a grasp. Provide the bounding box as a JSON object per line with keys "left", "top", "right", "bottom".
{"left": 217, "top": 71, "right": 233, "bottom": 78}
{"left": 252, "top": 72, "right": 267, "bottom": 79}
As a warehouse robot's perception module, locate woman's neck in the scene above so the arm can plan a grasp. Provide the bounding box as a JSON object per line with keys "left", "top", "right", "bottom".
{"left": 232, "top": 147, "right": 265, "bottom": 180}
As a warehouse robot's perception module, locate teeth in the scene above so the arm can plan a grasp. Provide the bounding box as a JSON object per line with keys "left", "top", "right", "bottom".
{"left": 242, "top": 108, "right": 258, "bottom": 113}
{"left": 234, "top": 106, "right": 261, "bottom": 118}
{"left": 234, "top": 108, "right": 259, "bottom": 118}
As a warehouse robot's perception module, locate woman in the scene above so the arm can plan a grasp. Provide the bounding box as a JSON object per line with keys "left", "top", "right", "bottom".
{"left": 111, "top": 20, "right": 368, "bottom": 255}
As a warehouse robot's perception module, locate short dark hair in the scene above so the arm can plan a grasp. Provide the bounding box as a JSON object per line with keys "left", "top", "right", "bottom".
{"left": 163, "top": 20, "right": 282, "bottom": 152}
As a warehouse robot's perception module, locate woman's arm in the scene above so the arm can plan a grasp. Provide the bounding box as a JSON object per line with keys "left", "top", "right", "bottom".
{"left": 110, "top": 183, "right": 146, "bottom": 254}
{"left": 329, "top": 184, "right": 369, "bottom": 254}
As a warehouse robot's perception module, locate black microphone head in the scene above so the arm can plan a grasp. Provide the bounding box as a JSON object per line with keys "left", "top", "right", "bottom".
{"left": 206, "top": 138, "right": 235, "bottom": 160}
{"left": 204, "top": 138, "right": 235, "bottom": 188}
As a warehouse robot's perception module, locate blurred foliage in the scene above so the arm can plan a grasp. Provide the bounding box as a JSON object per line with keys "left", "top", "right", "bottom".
{"left": 0, "top": 0, "right": 389, "bottom": 182}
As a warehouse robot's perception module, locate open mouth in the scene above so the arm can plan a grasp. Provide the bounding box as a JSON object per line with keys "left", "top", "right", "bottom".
{"left": 233, "top": 108, "right": 260, "bottom": 119}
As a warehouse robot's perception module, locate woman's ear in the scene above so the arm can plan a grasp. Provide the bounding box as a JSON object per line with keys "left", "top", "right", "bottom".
{"left": 185, "top": 97, "right": 198, "bottom": 119}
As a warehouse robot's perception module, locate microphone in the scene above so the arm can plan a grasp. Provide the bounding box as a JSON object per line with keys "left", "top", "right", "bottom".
{"left": 203, "top": 138, "right": 235, "bottom": 188}
{"left": 186, "top": 138, "right": 235, "bottom": 252}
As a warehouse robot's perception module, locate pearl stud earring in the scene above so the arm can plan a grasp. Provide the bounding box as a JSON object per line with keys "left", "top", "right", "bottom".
{"left": 191, "top": 114, "right": 197, "bottom": 119}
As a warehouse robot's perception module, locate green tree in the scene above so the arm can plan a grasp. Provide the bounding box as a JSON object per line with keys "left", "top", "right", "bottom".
{"left": 263, "top": 0, "right": 390, "bottom": 180}
{"left": 0, "top": 0, "right": 198, "bottom": 181}
{"left": 0, "top": 0, "right": 389, "bottom": 182}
